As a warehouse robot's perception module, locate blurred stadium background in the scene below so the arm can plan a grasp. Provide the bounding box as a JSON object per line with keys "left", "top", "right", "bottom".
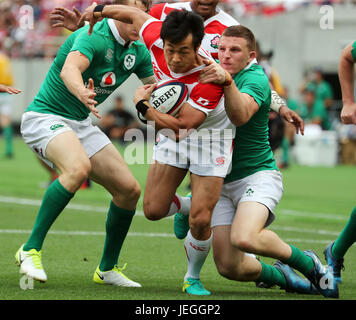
{"left": 1, "top": 0, "right": 356, "bottom": 300}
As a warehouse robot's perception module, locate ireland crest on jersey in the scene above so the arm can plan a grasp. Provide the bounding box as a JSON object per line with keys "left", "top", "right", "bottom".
{"left": 124, "top": 54, "right": 136, "bottom": 70}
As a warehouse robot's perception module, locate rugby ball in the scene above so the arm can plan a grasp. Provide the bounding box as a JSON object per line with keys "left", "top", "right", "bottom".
{"left": 137, "top": 79, "right": 188, "bottom": 124}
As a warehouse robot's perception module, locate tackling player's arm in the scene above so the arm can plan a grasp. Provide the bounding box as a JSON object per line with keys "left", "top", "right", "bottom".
{"left": 199, "top": 60, "right": 258, "bottom": 126}
{"left": 60, "top": 51, "right": 100, "bottom": 118}
{"left": 134, "top": 84, "right": 206, "bottom": 140}
{"left": 78, "top": 3, "right": 150, "bottom": 35}
{"left": 339, "top": 41, "right": 356, "bottom": 124}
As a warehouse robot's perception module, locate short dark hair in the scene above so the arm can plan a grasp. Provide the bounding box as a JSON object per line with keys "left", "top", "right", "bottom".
{"left": 160, "top": 10, "right": 204, "bottom": 50}
{"left": 222, "top": 25, "right": 256, "bottom": 51}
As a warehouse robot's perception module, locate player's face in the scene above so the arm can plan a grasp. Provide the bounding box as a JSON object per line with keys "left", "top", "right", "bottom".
{"left": 218, "top": 36, "right": 256, "bottom": 77}
{"left": 190, "top": 0, "right": 219, "bottom": 20}
{"left": 118, "top": 0, "right": 147, "bottom": 41}
{"left": 164, "top": 33, "right": 199, "bottom": 74}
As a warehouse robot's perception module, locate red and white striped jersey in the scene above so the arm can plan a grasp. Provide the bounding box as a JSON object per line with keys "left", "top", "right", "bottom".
{"left": 139, "top": 18, "right": 233, "bottom": 132}
{"left": 149, "top": 2, "right": 239, "bottom": 60}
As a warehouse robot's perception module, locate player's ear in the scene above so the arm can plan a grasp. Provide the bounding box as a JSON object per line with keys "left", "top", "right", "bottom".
{"left": 249, "top": 50, "right": 256, "bottom": 62}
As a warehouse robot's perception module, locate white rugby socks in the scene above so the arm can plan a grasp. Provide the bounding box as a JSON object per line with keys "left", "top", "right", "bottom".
{"left": 183, "top": 230, "right": 212, "bottom": 280}
{"left": 166, "top": 194, "right": 191, "bottom": 217}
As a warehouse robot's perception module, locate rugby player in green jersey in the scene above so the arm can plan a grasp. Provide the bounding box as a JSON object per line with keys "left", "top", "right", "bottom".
{"left": 323, "top": 40, "right": 356, "bottom": 284}
{"left": 15, "top": 0, "right": 156, "bottom": 287}
{"left": 194, "top": 25, "right": 339, "bottom": 298}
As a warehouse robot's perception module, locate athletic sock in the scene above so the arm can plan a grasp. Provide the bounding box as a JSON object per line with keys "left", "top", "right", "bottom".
{"left": 3, "top": 125, "right": 13, "bottom": 156}
{"left": 284, "top": 244, "right": 315, "bottom": 276}
{"left": 183, "top": 230, "right": 212, "bottom": 280}
{"left": 332, "top": 206, "right": 356, "bottom": 259}
{"left": 256, "top": 260, "right": 287, "bottom": 288}
{"left": 99, "top": 202, "right": 135, "bottom": 271}
{"left": 166, "top": 194, "right": 191, "bottom": 217}
{"left": 23, "top": 179, "right": 74, "bottom": 251}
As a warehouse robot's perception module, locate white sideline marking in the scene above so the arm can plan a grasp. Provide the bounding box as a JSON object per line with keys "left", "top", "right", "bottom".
{"left": 0, "top": 229, "right": 334, "bottom": 244}
{"left": 0, "top": 195, "right": 349, "bottom": 221}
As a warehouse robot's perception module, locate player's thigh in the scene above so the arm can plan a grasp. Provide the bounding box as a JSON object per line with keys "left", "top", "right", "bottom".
{"left": 89, "top": 143, "right": 139, "bottom": 196}
{"left": 46, "top": 130, "right": 90, "bottom": 174}
{"left": 143, "top": 160, "right": 187, "bottom": 217}
{"left": 189, "top": 174, "right": 223, "bottom": 221}
{"left": 230, "top": 201, "right": 270, "bottom": 245}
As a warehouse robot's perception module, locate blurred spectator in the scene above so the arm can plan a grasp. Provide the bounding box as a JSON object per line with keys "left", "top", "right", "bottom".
{"left": 300, "top": 67, "right": 334, "bottom": 109}
{"left": 0, "top": 41, "right": 15, "bottom": 158}
{"left": 300, "top": 89, "right": 331, "bottom": 130}
{"left": 99, "top": 96, "right": 140, "bottom": 144}
{"left": 279, "top": 87, "right": 302, "bottom": 168}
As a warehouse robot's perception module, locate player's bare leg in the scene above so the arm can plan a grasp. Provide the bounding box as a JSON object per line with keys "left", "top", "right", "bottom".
{"left": 143, "top": 161, "right": 187, "bottom": 220}
{"left": 89, "top": 143, "right": 141, "bottom": 286}
{"left": 16, "top": 131, "right": 90, "bottom": 281}
{"left": 213, "top": 224, "right": 318, "bottom": 294}
{"left": 230, "top": 202, "right": 291, "bottom": 260}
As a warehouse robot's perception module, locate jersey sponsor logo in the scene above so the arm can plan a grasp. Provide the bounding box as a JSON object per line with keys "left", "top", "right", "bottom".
{"left": 100, "top": 72, "right": 116, "bottom": 87}
{"left": 197, "top": 97, "right": 210, "bottom": 107}
{"left": 210, "top": 35, "right": 221, "bottom": 49}
{"left": 124, "top": 54, "right": 136, "bottom": 70}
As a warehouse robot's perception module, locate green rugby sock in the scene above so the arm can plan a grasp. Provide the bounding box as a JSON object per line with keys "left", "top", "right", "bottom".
{"left": 257, "top": 261, "right": 287, "bottom": 288}
{"left": 3, "top": 125, "right": 13, "bottom": 155}
{"left": 332, "top": 206, "right": 356, "bottom": 260}
{"left": 99, "top": 202, "right": 135, "bottom": 271}
{"left": 285, "top": 244, "right": 314, "bottom": 276}
{"left": 23, "top": 179, "right": 74, "bottom": 251}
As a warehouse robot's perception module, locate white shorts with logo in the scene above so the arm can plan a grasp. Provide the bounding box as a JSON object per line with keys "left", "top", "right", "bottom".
{"left": 153, "top": 132, "right": 234, "bottom": 178}
{"left": 21, "top": 111, "right": 111, "bottom": 168}
{"left": 0, "top": 93, "right": 13, "bottom": 116}
{"left": 211, "top": 170, "right": 283, "bottom": 228}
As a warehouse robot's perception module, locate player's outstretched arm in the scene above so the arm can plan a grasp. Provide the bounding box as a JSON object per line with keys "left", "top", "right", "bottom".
{"left": 50, "top": 7, "right": 84, "bottom": 32}
{"left": 78, "top": 3, "right": 150, "bottom": 35}
{"left": 60, "top": 51, "right": 101, "bottom": 118}
{"left": 339, "top": 42, "right": 356, "bottom": 125}
{"left": 0, "top": 84, "right": 21, "bottom": 94}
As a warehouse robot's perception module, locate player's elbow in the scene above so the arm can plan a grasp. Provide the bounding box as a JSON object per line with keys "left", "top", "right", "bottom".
{"left": 227, "top": 112, "right": 250, "bottom": 126}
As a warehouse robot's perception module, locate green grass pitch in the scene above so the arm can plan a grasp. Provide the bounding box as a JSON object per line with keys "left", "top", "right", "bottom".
{"left": 0, "top": 137, "right": 356, "bottom": 300}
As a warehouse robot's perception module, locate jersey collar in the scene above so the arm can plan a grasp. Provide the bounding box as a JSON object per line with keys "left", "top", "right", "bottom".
{"left": 108, "top": 18, "right": 133, "bottom": 47}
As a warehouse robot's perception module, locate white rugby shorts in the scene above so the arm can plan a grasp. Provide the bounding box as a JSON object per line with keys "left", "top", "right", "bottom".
{"left": 21, "top": 111, "right": 111, "bottom": 168}
{"left": 0, "top": 93, "right": 13, "bottom": 116}
{"left": 153, "top": 131, "right": 234, "bottom": 178}
{"left": 211, "top": 170, "right": 283, "bottom": 228}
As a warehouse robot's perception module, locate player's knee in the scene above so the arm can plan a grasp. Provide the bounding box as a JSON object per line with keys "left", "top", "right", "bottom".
{"left": 215, "top": 258, "right": 246, "bottom": 281}
{"left": 231, "top": 233, "right": 256, "bottom": 253}
{"left": 189, "top": 208, "right": 211, "bottom": 232}
{"left": 121, "top": 181, "right": 141, "bottom": 203}
{"left": 66, "top": 159, "right": 91, "bottom": 184}
{"left": 143, "top": 200, "right": 167, "bottom": 221}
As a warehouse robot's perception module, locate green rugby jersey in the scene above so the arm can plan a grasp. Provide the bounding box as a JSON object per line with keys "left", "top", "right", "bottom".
{"left": 351, "top": 40, "right": 356, "bottom": 61}
{"left": 224, "top": 63, "right": 278, "bottom": 183}
{"left": 27, "top": 19, "right": 153, "bottom": 121}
